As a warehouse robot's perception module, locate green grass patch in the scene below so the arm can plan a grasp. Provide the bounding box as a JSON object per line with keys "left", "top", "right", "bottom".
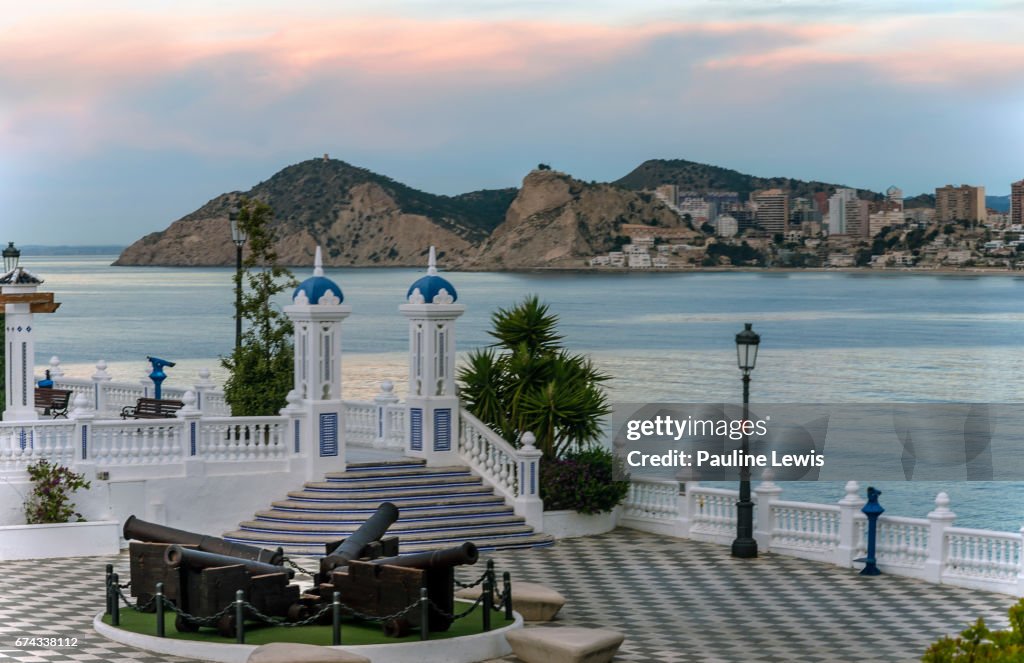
{"left": 102, "top": 603, "right": 513, "bottom": 646}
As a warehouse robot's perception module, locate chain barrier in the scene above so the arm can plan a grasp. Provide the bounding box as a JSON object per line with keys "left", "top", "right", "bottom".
{"left": 243, "top": 601, "right": 335, "bottom": 628}
{"left": 281, "top": 557, "right": 316, "bottom": 576}
{"left": 428, "top": 592, "right": 485, "bottom": 621}
{"left": 453, "top": 567, "right": 491, "bottom": 589}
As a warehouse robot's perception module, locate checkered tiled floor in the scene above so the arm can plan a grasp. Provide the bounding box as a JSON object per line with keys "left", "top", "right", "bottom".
{"left": 0, "top": 529, "right": 1016, "bottom": 662}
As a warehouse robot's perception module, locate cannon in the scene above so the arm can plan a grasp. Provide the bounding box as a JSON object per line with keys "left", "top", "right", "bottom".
{"left": 318, "top": 502, "right": 399, "bottom": 577}
{"left": 123, "top": 515, "right": 283, "bottom": 565}
{"left": 322, "top": 542, "right": 480, "bottom": 635}
{"left": 165, "top": 545, "right": 295, "bottom": 579}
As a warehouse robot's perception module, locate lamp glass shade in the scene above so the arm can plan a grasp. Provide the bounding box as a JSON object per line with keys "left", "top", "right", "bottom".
{"left": 2, "top": 241, "right": 20, "bottom": 272}
{"left": 735, "top": 323, "right": 760, "bottom": 372}
{"left": 229, "top": 208, "right": 247, "bottom": 245}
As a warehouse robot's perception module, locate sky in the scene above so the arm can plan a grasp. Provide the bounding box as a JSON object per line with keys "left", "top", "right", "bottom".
{"left": 2, "top": 1, "right": 1023, "bottom": 245}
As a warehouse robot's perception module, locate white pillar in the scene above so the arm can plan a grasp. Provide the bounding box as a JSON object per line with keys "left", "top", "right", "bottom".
{"left": 2, "top": 273, "right": 41, "bottom": 421}
{"left": 925, "top": 492, "right": 956, "bottom": 584}
{"left": 193, "top": 368, "right": 216, "bottom": 414}
{"left": 284, "top": 247, "right": 350, "bottom": 475}
{"left": 374, "top": 380, "right": 399, "bottom": 448}
{"left": 514, "top": 432, "right": 544, "bottom": 531}
{"left": 92, "top": 359, "right": 112, "bottom": 415}
{"left": 754, "top": 470, "right": 782, "bottom": 551}
{"left": 835, "top": 480, "right": 861, "bottom": 568}
{"left": 400, "top": 246, "right": 463, "bottom": 466}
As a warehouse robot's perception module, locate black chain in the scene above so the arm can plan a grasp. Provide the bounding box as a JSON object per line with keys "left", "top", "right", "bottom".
{"left": 429, "top": 593, "right": 484, "bottom": 621}
{"left": 281, "top": 557, "right": 316, "bottom": 576}
{"left": 453, "top": 568, "right": 491, "bottom": 589}
{"left": 243, "top": 601, "right": 334, "bottom": 628}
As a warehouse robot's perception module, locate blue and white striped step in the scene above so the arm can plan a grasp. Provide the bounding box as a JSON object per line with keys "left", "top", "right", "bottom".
{"left": 222, "top": 458, "right": 555, "bottom": 555}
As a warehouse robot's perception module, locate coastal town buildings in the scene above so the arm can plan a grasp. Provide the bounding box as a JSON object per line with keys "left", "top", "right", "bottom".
{"left": 1012, "top": 179, "right": 1024, "bottom": 227}
{"left": 752, "top": 189, "right": 789, "bottom": 233}
{"left": 826, "top": 188, "right": 857, "bottom": 235}
{"left": 935, "top": 184, "right": 987, "bottom": 224}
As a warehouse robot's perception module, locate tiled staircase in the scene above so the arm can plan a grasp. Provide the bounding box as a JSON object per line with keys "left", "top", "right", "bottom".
{"left": 223, "top": 458, "right": 555, "bottom": 555}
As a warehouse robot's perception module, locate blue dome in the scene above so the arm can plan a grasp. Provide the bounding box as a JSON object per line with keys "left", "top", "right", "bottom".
{"left": 407, "top": 275, "right": 457, "bottom": 304}
{"left": 294, "top": 275, "right": 343, "bottom": 304}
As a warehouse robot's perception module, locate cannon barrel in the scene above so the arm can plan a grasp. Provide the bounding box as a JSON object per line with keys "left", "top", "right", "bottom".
{"left": 164, "top": 545, "right": 295, "bottom": 579}
{"left": 124, "top": 515, "right": 283, "bottom": 565}
{"left": 320, "top": 502, "right": 399, "bottom": 575}
{"left": 371, "top": 542, "right": 479, "bottom": 570}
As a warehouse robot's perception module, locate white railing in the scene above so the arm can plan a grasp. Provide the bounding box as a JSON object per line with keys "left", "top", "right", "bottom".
{"left": 771, "top": 501, "right": 841, "bottom": 555}
{"left": 384, "top": 404, "right": 406, "bottom": 449}
{"left": 858, "top": 515, "right": 929, "bottom": 569}
{"left": 343, "top": 401, "right": 378, "bottom": 447}
{"left": 688, "top": 486, "right": 739, "bottom": 543}
{"left": 944, "top": 527, "right": 1022, "bottom": 592}
{"left": 42, "top": 359, "right": 230, "bottom": 417}
{"left": 455, "top": 409, "right": 543, "bottom": 529}
{"left": 457, "top": 410, "right": 520, "bottom": 502}
{"left": 619, "top": 479, "right": 1024, "bottom": 597}
{"left": 197, "top": 417, "right": 288, "bottom": 461}
{"left": 90, "top": 419, "right": 185, "bottom": 466}
{"left": 0, "top": 421, "right": 77, "bottom": 471}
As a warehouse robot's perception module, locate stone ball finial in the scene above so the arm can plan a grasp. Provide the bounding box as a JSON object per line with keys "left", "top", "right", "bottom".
{"left": 521, "top": 432, "right": 537, "bottom": 449}
{"left": 199, "top": 368, "right": 210, "bottom": 380}
{"left": 286, "top": 389, "right": 302, "bottom": 407}
{"left": 381, "top": 380, "right": 394, "bottom": 394}
{"left": 72, "top": 392, "right": 90, "bottom": 414}
{"left": 181, "top": 390, "right": 197, "bottom": 409}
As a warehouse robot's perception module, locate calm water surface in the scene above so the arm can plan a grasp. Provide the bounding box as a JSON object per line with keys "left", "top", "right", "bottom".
{"left": 16, "top": 255, "right": 1024, "bottom": 531}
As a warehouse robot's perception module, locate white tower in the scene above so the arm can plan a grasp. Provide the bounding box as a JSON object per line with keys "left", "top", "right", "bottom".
{"left": 284, "top": 247, "right": 351, "bottom": 472}
{"left": 1, "top": 265, "right": 60, "bottom": 421}
{"left": 400, "top": 247, "right": 464, "bottom": 466}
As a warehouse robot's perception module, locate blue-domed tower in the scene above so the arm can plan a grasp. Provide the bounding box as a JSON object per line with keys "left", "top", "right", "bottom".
{"left": 284, "top": 247, "right": 351, "bottom": 472}
{"left": 400, "top": 246, "right": 464, "bottom": 465}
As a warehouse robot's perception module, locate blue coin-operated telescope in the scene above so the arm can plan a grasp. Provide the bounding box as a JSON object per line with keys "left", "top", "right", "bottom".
{"left": 146, "top": 356, "right": 176, "bottom": 400}
{"left": 855, "top": 486, "right": 885, "bottom": 576}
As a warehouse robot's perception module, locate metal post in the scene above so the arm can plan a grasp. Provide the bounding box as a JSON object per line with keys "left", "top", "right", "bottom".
{"left": 234, "top": 243, "right": 243, "bottom": 351}
{"left": 858, "top": 486, "right": 885, "bottom": 576}
{"left": 235, "top": 589, "right": 245, "bottom": 644}
{"left": 332, "top": 591, "right": 342, "bottom": 646}
{"left": 732, "top": 372, "right": 758, "bottom": 558}
{"left": 486, "top": 559, "right": 495, "bottom": 588}
{"left": 419, "top": 587, "right": 429, "bottom": 641}
{"left": 503, "top": 571, "right": 513, "bottom": 621}
{"left": 482, "top": 579, "right": 492, "bottom": 632}
{"left": 105, "top": 564, "right": 113, "bottom": 616}
{"left": 111, "top": 573, "right": 120, "bottom": 626}
{"left": 155, "top": 582, "right": 165, "bottom": 637}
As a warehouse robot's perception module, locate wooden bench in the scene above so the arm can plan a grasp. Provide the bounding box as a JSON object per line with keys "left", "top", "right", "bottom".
{"left": 34, "top": 388, "right": 73, "bottom": 419}
{"left": 121, "top": 397, "right": 185, "bottom": 420}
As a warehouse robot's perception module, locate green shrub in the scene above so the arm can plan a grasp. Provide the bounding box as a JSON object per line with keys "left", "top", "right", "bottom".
{"left": 539, "top": 447, "right": 629, "bottom": 514}
{"left": 923, "top": 599, "right": 1024, "bottom": 661}
{"left": 23, "top": 460, "right": 91, "bottom": 524}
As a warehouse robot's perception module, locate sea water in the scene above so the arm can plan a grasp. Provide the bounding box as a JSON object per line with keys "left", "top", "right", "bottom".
{"left": 16, "top": 255, "right": 1024, "bottom": 531}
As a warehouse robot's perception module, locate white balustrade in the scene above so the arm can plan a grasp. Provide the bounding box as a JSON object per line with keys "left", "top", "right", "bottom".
{"left": 623, "top": 478, "right": 679, "bottom": 521}
{"left": 0, "top": 421, "right": 77, "bottom": 470}
{"left": 342, "top": 401, "right": 377, "bottom": 447}
{"left": 688, "top": 487, "right": 739, "bottom": 541}
{"left": 856, "top": 515, "right": 930, "bottom": 569}
{"left": 944, "top": 528, "right": 1021, "bottom": 583}
{"left": 457, "top": 409, "right": 520, "bottom": 502}
{"left": 770, "top": 501, "right": 841, "bottom": 553}
{"left": 89, "top": 419, "right": 184, "bottom": 465}
{"left": 384, "top": 405, "right": 406, "bottom": 449}
{"left": 197, "top": 417, "right": 287, "bottom": 461}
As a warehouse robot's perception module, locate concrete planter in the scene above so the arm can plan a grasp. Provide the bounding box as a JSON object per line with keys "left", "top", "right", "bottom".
{"left": 0, "top": 520, "right": 120, "bottom": 561}
{"left": 542, "top": 507, "right": 619, "bottom": 539}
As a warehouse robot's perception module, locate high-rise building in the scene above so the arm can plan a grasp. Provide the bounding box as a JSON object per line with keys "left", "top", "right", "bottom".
{"left": 1012, "top": 179, "right": 1024, "bottom": 227}
{"left": 935, "top": 184, "right": 987, "bottom": 224}
{"left": 827, "top": 189, "right": 858, "bottom": 235}
{"left": 752, "top": 189, "right": 789, "bottom": 234}
{"left": 844, "top": 199, "right": 871, "bottom": 238}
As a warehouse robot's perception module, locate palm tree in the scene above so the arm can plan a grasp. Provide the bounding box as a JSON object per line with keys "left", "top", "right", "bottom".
{"left": 457, "top": 296, "right": 610, "bottom": 459}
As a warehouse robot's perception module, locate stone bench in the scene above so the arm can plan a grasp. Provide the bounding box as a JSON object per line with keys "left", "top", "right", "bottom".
{"left": 246, "top": 642, "right": 370, "bottom": 663}
{"left": 456, "top": 581, "right": 565, "bottom": 621}
{"left": 506, "top": 627, "right": 624, "bottom": 663}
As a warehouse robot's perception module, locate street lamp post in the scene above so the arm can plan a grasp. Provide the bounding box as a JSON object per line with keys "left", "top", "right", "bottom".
{"left": 229, "top": 206, "right": 247, "bottom": 352}
{"left": 732, "top": 322, "right": 760, "bottom": 559}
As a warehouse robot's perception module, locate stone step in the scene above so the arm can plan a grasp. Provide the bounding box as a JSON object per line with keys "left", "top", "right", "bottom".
{"left": 255, "top": 504, "right": 515, "bottom": 523}
{"left": 223, "top": 529, "right": 555, "bottom": 555}
{"left": 239, "top": 514, "right": 526, "bottom": 536}
{"left": 286, "top": 484, "right": 493, "bottom": 502}
{"left": 270, "top": 494, "right": 507, "bottom": 512}
{"left": 322, "top": 465, "right": 471, "bottom": 482}
{"left": 226, "top": 523, "right": 538, "bottom": 546}
{"left": 303, "top": 474, "right": 481, "bottom": 492}
{"left": 345, "top": 459, "right": 427, "bottom": 472}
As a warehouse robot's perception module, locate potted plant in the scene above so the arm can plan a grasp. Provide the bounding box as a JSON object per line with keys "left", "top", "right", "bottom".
{"left": 0, "top": 460, "right": 119, "bottom": 561}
